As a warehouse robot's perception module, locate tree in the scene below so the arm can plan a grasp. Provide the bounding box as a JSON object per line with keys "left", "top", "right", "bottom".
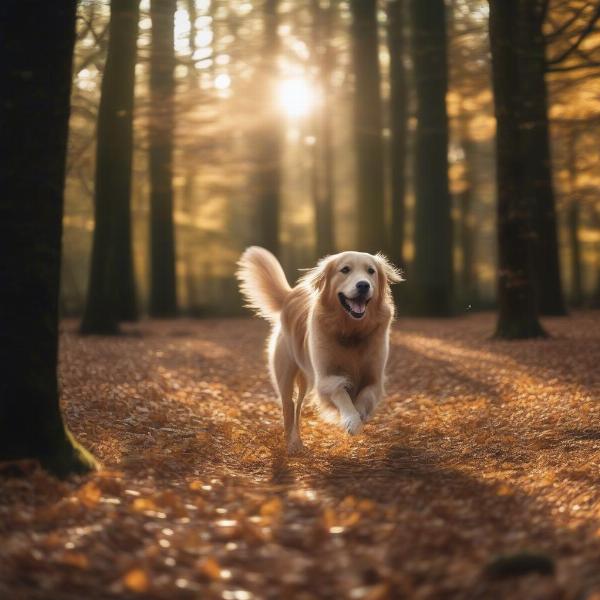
{"left": 387, "top": 0, "right": 408, "bottom": 269}
{"left": 541, "top": 2, "right": 600, "bottom": 312}
{"left": 311, "top": 0, "right": 336, "bottom": 258}
{"left": 81, "top": 0, "right": 140, "bottom": 334}
{"left": 149, "top": 0, "right": 178, "bottom": 316}
{"left": 457, "top": 119, "right": 478, "bottom": 307}
{"left": 410, "top": 0, "right": 453, "bottom": 315}
{"left": 350, "top": 0, "right": 385, "bottom": 254}
{"left": 489, "top": 0, "right": 546, "bottom": 339}
{"left": 253, "top": 0, "right": 283, "bottom": 257}
{"left": 0, "top": 0, "right": 98, "bottom": 475}
{"left": 566, "top": 130, "right": 583, "bottom": 307}
{"left": 517, "top": 0, "right": 566, "bottom": 316}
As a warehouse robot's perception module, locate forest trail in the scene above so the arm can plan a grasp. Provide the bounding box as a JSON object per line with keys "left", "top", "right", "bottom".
{"left": 2, "top": 313, "right": 600, "bottom": 599}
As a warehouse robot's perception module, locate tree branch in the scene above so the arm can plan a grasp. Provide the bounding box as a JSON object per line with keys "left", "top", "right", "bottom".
{"left": 546, "top": 2, "right": 600, "bottom": 65}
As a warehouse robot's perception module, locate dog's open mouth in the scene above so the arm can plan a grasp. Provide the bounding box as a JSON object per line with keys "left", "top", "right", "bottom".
{"left": 338, "top": 293, "right": 370, "bottom": 319}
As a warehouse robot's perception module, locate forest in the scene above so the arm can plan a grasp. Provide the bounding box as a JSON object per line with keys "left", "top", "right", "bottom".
{"left": 1, "top": 0, "right": 600, "bottom": 599}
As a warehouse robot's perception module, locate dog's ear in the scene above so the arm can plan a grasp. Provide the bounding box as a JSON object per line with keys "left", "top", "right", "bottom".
{"left": 299, "top": 255, "right": 335, "bottom": 292}
{"left": 374, "top": 253, "right": 405, "bottom": 285}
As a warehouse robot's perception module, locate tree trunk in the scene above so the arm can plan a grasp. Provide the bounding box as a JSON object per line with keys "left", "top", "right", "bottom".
{"left": 593, "top": 231, "right": 600, "bottom": 309}
{"left": 410, "top": 0, "right": 453, "bottom": 315}
{"left": 489, "top": 0, "right": 546, "bottom": 339}
{"left": 566, "top": 131, "right": 583, "bottom": 307}
{"left": 0, "top": 0, "right": 98, "bottom": 476}
{"left": 149, "top": 0, "right": 177, "bottom": 317}
{"left": 458, "top": 116, "right": 478, "bottom": 305}
{"left": 567, "top": 202, "right": 583, "bottom": 307}
{"left": 312, "top": 0, "right": 335, "bottom": 258}
{"left": 520, "top": 3, "right": 566, "bottom": 316}
{"left": 81, "top": 0, "right": 139, "bottom": 334}
{"left": 350, "top": 0, "right": 385, "bottom": 254}
{"left": 387, "top": 0, "right": 408, "bottom": 268}
{"left": 254, "top": 0, "right": 282, "bottom": 257}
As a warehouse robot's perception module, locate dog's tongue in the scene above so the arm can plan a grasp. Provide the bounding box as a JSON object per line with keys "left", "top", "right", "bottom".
{"left": 348, "top": 298, "right": 366, "bottom": 314}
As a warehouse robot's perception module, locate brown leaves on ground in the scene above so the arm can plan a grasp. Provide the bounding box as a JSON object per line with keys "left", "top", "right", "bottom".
{"left": 1, "top": 313, "right": 600, "bottom": 599}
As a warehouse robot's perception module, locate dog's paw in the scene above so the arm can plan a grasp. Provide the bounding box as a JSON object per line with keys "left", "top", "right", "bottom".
{"left": 355, "top": 394, "right": 379, "bottom": 423}
{"left": 355, "top": 399, "right": 374, "bottom": 423}
{"left": 341, "top": 412, "right": 363, "bottom": 435}
{"left": 287, "top": 437, "right": 305, "bottom": 456}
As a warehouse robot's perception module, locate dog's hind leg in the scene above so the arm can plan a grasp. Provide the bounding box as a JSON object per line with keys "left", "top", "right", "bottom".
{"left": 272, "top": 336, "right": 303, "bottom": 455}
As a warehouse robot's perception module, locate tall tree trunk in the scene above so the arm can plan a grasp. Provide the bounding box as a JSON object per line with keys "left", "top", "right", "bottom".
{"left": 0, "top": 0, "right": 98, "bottom": 476}
{"left": 566, "top": 131, "right": 583, "bottom": 307}
{"left": 81, "top": 0, "right": 139, "bottom": 334}
{"left": 311, "top": 0, "right": 335, "bottom": 258}
{"left": 592, "top": 214, "right": 600, "bottom": 309}
{"left": 520, "top": 3, "right": 566, "bottom": 316}
{"left": 387, "top": 0, "right": 408, "bottom": 268}
{"left": 254, "top": 0, "right": 282, "bottom": 256}
{"left": 458, "top": 115, "right": 478, "bottom": 305}
{"left": 489, "top": 0, "right": 546, "bottom": 339}
{"left": 350, "top": 0, "right": 385, "bottom": 254}
{"left": 567, "top": 202, "right": 583, "bottom": 307}
{"left": 149, "top": 0, "right": 177, "bottom": 316}
{"left": 410, "top": 0, "right": 453, "bottom": 315}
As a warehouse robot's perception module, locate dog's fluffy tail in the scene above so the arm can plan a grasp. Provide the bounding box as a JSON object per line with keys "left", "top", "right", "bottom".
{"left": 236, "top": 246, "right": 291, "bottom": 323}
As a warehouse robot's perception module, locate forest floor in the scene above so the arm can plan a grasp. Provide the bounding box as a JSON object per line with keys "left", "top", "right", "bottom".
{"left": 2, "top": 313, "right": 600, "bottom": 600}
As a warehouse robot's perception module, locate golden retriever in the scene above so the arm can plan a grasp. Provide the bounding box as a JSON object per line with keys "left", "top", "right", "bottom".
{"left": 236, "top": 246, "right": 403, "bottom": 453}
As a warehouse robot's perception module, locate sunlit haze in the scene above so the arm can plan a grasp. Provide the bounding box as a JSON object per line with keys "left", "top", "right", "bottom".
{"left": 277, "top": 77, "right": 318, "bottom": 118}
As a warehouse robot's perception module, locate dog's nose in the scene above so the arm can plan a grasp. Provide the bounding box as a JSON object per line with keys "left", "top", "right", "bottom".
{"left": 356, "top": 280, "right": 370, "bottom": 294}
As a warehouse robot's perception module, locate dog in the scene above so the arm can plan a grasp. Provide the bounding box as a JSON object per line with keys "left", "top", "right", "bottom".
{"left": 236, "top": 246, "right": 403, "bottom": 453}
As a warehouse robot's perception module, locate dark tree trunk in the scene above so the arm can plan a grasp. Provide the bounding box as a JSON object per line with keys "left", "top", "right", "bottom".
{"left": 520, "top": 3, "right": 566, "bottom": 316}
{"left": 149, "top": 0, "right": 177, "bottom": 316}
{"left": 567, "top": 202, "right": 583, "bottom": 307}
{"left": 254, "top": 0, "right": 282, "bottom": 257}
{"left": 387, "top": 0, "right": 408, "bottom": 268}
{"left": 593, "top": 231, "right": 600, "bottom": 309}
{"left": 81, "top": 0, "right": 140, "bottom": 334}
{"left": 350, "top": 0, "right": 385, "bottom": 254}
{"left": 489, "top": 0, "right": 546, "bottom": 339}
{"left": 0, "top": 0, "right": 98, "bottom": 475}
{"left": 311, "top": 0, "right": 335, "bottom": 258}
{"left": 566, "top": 132, "right": 583, "bottom": 307}
{"left": 458, "top": 116, "right": 478, "bottom": 305}
{"left": 410, "top": 0, "right": 453, "bottom": 315}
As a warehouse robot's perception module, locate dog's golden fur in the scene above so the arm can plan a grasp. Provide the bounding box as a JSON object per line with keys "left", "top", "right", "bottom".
{"left": 236, "top": 246, "right": 403, "bottom": 453}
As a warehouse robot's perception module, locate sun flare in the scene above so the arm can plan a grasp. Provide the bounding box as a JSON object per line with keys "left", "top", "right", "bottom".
{"left": 277, "top": 78, "right": 318, "bottom": 119}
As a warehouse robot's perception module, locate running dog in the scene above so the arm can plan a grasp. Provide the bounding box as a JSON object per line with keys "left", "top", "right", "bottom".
{"left": 236, "top": 246, "right": 403, "bottom": 453}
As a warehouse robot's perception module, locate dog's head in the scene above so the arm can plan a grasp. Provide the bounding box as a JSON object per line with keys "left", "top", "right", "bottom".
{"left": 301, "top": 251, "right": 404, "bottom": 322}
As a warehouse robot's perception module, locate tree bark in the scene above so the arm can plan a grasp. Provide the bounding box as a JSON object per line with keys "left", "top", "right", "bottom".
{"left": 350, "top": 0, "right": 385, "bottom": 254}
{"left": 0, "top": 0, "right": 98, "bottom": 475}
{"left": 566, "top": 131, "right": 583, "bottom": 307}
{"left": 311, "top": 0, "right": 335, "bottom": 258}
{"left": 489, "top": 0, "right": 546, "bottom": 339}
{"left": 81, "top": 0, "right": 139, "bottom": 334}
{"left": 149, "top": 0, "right": 178, "bottom": 316}
{"left": 387, "top": 0, "right": 408, "bottom": 268}
{"left": 410, "top": 0, "right": 453, "bottom": 315}
{"left": 254, "top": 0, "right": 282, "bottom": 257}
{"left": 458, "top": 116, "right": 478, "bottom": 305}
{"left": 520, "top": 2, "right": 566, "bottom": 316}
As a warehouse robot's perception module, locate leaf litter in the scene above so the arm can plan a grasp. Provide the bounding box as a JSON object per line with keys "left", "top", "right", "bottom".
{"left": 1, "top": 313, "right": 600, "bottom": 599}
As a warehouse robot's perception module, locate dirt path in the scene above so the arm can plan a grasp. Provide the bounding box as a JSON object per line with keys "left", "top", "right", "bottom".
{"left": 2, "top": 313, "right": 600, "bottom": 599}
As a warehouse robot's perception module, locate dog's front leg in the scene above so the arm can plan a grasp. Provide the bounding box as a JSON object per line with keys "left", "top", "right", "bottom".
{"left": 318, "top": 375, "right": 363, "bottom": 435}
{"left": 354, "top": 385, "right": 383, "bottom": 423}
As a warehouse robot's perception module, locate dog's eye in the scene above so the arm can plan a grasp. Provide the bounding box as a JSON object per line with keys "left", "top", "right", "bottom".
{"left": 340, "top": 266, "right": 350, "bottom": 274}
{"left": 367, "top": 267, "right": 375, "bottom": 275}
